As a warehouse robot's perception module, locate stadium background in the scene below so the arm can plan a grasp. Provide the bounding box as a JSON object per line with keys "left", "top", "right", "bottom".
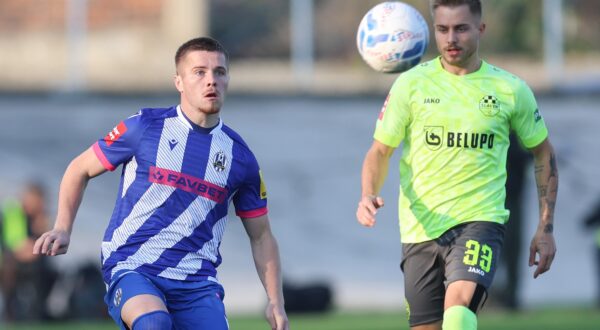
{"left": 0, "top": 0, "right": 599, "bottom": 327}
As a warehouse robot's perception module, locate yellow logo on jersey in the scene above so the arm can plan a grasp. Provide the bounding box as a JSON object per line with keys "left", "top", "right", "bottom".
{"left": 259, "top": 170, "right": 267, "bottom": 199}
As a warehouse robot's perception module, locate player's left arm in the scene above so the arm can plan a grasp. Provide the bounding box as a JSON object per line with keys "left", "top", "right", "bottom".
{"left": 528, "top": 137, "right": 558, "bottom": 278}
{"left": 242, "top": 214, "right": 289, "bottom": 330}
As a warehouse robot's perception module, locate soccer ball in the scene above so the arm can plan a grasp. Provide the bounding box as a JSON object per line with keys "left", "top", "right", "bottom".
{"left": 356, "top": 1, "right": 429, "bottom": 73}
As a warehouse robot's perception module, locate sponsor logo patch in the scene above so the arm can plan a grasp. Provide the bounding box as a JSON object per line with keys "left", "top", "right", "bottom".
{"left": 259, "top": 170, "right": 267, "bottom": 199}
{"left": 149, "top": 166, "right": 228, "bottom": 203}
{"left": 378, "top": 94, "right": 391, "bottom": 120}
{"left": 424, "top": 126, "right": 444, "bottom": 151}
{"left": 104, "top": 121, "right": 128, "bottom": 146}
{"left": 114, "top": 287, "right": 123, "bottom": 307}
{"left": 533, "top": 108, "right": 542, "bottom": 122}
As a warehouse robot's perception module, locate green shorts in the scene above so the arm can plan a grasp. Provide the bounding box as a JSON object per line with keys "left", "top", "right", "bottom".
{"left": 400, "top": 221, "right": 505, "bottom": 326}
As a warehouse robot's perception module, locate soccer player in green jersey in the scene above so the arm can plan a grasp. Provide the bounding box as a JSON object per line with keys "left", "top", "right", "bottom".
{"left": 356, "top": 1, "right": 558, "bottom": 329}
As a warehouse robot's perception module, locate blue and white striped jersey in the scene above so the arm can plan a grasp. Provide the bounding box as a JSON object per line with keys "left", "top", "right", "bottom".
{"left": 92, "top": 105, "right": 268, "bottom": 284}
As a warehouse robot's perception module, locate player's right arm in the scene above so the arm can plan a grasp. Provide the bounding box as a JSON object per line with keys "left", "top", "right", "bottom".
{"left": 356, "top": 140, "right": 395, "bottom": 227}
{"left": 33, "top": 147, "right": 107, "bottom": 256}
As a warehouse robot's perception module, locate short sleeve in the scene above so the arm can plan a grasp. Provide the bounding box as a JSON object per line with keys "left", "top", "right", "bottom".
{"left": 373, "top": 77, "right": 411, "bottom": 147}
{"left": 233, "top": 151, "right": 268, "bottom": 219}
{"left": 510, "top": 82, "right": 548, "bottom": 148}
{"left": 92, "top": 112, "right": 147, "bottom": 171}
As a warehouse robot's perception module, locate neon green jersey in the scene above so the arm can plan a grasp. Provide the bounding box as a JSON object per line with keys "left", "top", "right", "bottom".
{"left": 374, "top": 57, "right": 548, "bottom": 243}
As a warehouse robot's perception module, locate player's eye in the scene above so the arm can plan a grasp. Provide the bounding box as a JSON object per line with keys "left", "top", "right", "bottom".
{"left": 195, "top": 70, "right": 206, "bottom": 77}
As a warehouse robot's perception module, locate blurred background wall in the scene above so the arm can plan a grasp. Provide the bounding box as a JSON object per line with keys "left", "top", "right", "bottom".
{"left": 0, "top": 0, "right": 599, "bottom": 320}
{"left": 1, "top": 0, "right": 599, "bottom": 94}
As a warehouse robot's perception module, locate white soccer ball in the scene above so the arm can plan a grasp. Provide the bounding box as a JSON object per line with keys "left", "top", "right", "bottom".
{"left": 356, "top": 1, "right": 429, "bottom": 73}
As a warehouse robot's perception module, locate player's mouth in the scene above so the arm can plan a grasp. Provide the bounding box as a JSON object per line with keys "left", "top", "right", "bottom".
{"left": 203, "top": 91, "right": 220, "bottom": 100}
{"left": 446, "top": 47, "right": 462, "bottom": 56}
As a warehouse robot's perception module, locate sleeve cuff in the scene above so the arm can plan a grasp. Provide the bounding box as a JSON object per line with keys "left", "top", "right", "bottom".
{"left": 236, "top": 207, "right": 268, "bottom": 219}
{"left": 92, "top": 142, "right": 116, "bottom": 171}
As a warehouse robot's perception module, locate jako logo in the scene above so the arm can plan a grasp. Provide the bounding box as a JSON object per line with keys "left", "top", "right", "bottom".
{"left": 468, "top": 267, "right": 485, "bottom": 276}
{"left": 149, "top": 166, "right": 228, "bottom": 203}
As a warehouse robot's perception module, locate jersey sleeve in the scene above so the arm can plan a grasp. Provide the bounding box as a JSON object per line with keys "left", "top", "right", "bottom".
{"left": 233, "top": 150, "right": 268, "bottom": 219}
{"left": 373, "top": 77, "right": 412, "bottom": 147}
{"left": 510, "top": 82, "right": 548, "bottom": 148}
{"left": 92, "top": 112, "right": 147, "bottom": 171}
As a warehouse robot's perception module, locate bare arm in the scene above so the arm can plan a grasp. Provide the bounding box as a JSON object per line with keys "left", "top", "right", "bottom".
{"left": 356, "top": 140, "right": 396, "bottom": 227}
{"left": 528, "top": 138, "right": 558, "bottom": 278}
{"left": 33, "top": 147, "right": 107, "bottom": 256}
{"left": 242, "top": 214, "right": 289, "bottom": 330}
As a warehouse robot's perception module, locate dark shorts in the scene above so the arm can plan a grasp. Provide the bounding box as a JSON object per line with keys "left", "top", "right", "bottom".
{"left": 400, "top": 221, "right": 505, "bottom": 326}
{"left": 105, "top": 270, "right": 228, "bottom": 330}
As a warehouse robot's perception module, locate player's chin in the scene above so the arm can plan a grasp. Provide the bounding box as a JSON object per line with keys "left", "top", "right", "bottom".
{"left": 443, "top": 54, "right": 462, "bottom": 65}
{"left": 200, "top": 102, "right": 222, "bottom": 114}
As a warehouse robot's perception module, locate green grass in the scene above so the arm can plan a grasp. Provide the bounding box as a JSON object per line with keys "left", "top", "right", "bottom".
{"left": 4, "top": 308, "right": 600, "bottom": 330}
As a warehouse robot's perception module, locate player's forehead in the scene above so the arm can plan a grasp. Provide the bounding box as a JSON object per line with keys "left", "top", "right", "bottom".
{"left": 178, "top": 50, "right": 228, "bottom": 70}
{"left": 433, "top": 4, "right": 479, "bottom": 26}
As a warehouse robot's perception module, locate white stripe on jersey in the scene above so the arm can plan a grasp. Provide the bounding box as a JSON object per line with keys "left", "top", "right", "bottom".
{"left": 102, "top": 117, "right": 189, "bottom": 261}
{"left": 110, "top": 193, "right": 216, "bottom": 277}
{"left": 157, "top": 215, "right": 227, "bottom": 280}
{"left": 156, "top": 130, "right": 234, "bottom": 279}
{"left": 121, "top": 156, "right": 138, "bottom": 198}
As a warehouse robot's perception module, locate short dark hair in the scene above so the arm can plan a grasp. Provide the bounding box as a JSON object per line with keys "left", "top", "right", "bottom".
{"left": 431, "top": 0, "right": 482, "bottom": 17}
{"left": 174, "top": 37, "right": 229, "bottom": 69}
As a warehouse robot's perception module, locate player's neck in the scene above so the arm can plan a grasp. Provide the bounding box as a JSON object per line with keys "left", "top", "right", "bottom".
{"left": 441, "top": 56, "right": 482, "bottom": 76}
{"left": 180, "top": 104, "right": 220, "bottom": 128}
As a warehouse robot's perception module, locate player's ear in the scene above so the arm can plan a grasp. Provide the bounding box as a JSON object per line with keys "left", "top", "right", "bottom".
{"left": 479, "top": 22, "right": 486, "bottom": 35}
{"left": 174, "top": 74, "right": 183, "bottom": 93}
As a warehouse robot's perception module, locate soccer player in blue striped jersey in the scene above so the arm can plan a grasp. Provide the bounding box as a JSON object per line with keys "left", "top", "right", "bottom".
{"left": 33, "top": 37, "right": 289, "bottom": 330}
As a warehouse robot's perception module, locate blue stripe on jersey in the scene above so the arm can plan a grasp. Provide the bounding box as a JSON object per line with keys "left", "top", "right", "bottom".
{"left": 103, "top": 115, "right": 166, "bottom": 242}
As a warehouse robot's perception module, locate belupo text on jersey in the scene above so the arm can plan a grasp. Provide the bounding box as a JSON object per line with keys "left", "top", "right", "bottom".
{"left": 425, "top": 128, "right": 495, "bottom": 150}
{"left": 447, "top": 132, "right": 495, "bottom": 149}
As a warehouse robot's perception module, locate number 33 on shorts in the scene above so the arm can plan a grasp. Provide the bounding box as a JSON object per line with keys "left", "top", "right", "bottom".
{"left": 463, "top": 239, "right": 493, "bottom": 273}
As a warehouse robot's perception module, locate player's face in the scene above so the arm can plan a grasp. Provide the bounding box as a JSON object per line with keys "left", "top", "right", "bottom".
{"left": 175, "top": 50, "right": 229, "bottom": 116}
{"left": 433, "top": 4, "right": 485, "bottom": 74}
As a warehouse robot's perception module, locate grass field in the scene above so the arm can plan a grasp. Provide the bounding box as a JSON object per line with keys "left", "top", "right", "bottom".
{"left": 3, "top": 308, "right": 600, "bottom": 330}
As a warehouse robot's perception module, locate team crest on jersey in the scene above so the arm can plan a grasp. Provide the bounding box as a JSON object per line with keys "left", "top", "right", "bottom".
{"left": 479, "top": 95, "right": 500, "bottom": 117}
{"left": 212, "top": 151, "right": 227, "bottom": 172}
{"left": 424, "top": 126, "right": 444, "bottom": 151}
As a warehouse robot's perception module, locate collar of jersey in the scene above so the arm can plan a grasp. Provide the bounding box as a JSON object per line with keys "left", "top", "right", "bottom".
{"left": 435, "top": 56, "right": 488, "bottom": 78}
{"left": 176, "top": 105, "right": 222, "bottom": 134}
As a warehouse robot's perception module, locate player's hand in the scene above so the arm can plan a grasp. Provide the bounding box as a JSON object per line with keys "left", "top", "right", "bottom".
{"left": 265, "top": 302, "right": 289, "bottom": 330}
{"left": 528, "top": 227, "right": 556, "bottom": 278}
{"left": 356, "top": 195, "right": 384, "bottom": 227}
{"left": 33, "top": 228, "right": 71, "bottom": 256}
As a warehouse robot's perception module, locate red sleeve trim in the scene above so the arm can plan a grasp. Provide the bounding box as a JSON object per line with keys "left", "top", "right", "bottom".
{"left": 236, "top": 207, "right": 268, "bottom": 219}
{"left": 92, "top": 142, "right": 116, "bottom": 171}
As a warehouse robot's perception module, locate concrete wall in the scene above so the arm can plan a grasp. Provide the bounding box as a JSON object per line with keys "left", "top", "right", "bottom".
{"left": 0, "top": 0, "right": 208, "bottom": 92}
